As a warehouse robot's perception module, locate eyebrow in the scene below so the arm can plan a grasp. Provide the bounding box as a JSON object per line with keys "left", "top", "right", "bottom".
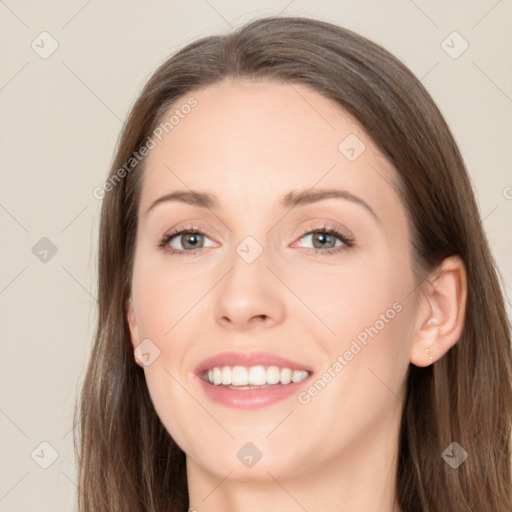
{"left": 144, "top": 188, "right": 380, "bottom": 223}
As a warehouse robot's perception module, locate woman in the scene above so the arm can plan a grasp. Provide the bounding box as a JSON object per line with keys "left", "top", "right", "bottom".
{"left": 75, "top": 15, "right": 512, "bottom": 512}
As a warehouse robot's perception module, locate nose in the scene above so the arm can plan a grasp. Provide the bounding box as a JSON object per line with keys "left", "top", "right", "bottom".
{"left": 214, "top": 248, "right": 286, "bottom": 331}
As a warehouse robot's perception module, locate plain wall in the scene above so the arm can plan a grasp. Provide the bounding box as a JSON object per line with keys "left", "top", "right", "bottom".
{"left": 0, "top": 1, "right": 511, "bottom": 510}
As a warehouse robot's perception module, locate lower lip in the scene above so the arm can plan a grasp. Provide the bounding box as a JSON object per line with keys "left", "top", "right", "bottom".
{"left": 196, "top": 375, "right": 311, "bottom": 409}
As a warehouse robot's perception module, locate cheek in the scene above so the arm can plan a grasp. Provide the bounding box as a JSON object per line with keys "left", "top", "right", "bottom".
{"left": 287, "top": 252, "right": 414, "bottom": 404}
{"left": 281, "top": 249, "right": 411, "bottom": 346}
{"left": 130, "top": 258, "right": 203, "bottom": 339}
{"left": 294, "top": 288, "right": 413, "bottom": 453}
{"left": 130, "top": 261, "right": 207, "bottom": 453}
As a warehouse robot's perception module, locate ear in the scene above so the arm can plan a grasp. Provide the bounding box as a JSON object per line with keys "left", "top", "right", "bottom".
{"left": 409, "top": 255, "right": 467, "bottom": 367}
{"left": 126, "top": 296, "right": 143, "bottom": 368}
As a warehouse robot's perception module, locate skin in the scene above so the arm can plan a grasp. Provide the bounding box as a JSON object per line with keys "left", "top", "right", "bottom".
{"left": 127, "top": 78, "right": 467, "bottom": 512}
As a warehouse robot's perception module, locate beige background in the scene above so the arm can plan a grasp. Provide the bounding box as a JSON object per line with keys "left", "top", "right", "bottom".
{"left": 0, "top": 1, "right": 511, "bottom": 510}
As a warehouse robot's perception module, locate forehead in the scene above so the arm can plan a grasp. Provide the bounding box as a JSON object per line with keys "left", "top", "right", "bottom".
{"left": 139, "top": 78, "right": 402, "bottom": 221}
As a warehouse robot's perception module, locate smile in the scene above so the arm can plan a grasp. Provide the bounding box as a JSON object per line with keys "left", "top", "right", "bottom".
{"left": 195, "top": 351, "right": 314, "bottom": 408}
{"left": 204, "top": 365, "right": 310, "bottom": 387}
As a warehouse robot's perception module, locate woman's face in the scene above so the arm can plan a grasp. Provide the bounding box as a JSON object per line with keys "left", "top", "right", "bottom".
{"left": 127, "top": 78, "right": 422, "bottom": 483}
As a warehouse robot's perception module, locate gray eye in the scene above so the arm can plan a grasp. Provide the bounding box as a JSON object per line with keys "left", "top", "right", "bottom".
{"left": 300, "top": 232, "right": 342, "bottom": 249}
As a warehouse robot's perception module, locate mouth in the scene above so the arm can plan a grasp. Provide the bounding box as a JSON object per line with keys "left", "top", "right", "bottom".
{"left": 194, "top": 351, "right": 313, "bottom": 408}
{"left": 202, "top": 365, "right": 310, "bottom": 388}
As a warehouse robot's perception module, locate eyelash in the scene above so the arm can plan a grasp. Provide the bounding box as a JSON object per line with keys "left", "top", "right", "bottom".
{"left": 158, "top": 223, "right": 355, "bottom": 257}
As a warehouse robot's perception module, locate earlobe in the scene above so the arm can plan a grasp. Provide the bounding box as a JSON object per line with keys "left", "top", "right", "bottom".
{"left": 409, "top": 256, "right": 467, "bottom": 367}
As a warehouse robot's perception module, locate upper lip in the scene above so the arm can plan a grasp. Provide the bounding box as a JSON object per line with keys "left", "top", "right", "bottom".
{"left": 194, "top": 351, "right": 314, "bottom": 376}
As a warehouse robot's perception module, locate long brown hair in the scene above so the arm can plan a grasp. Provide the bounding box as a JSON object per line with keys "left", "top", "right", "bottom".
{"left": 75, "top": 15, "right": 512, "bottom": 511}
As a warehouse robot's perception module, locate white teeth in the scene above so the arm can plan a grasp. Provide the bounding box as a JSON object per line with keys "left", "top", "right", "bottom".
{"left": 221, "top": 366, "right": 232, "bottom": 385}
{"left": 248, "top": 366, "right": 267, "bottom": 385}
{"left": 267, "top": 366, "right": 281, "bottom": 385}
{"left": 280, "top": 368, "right": 292, "bottom": 385}
{"left": 213, "top": 367, "right": 222, "bottom": 386}
{"left": 292, "top": 370, "right": 309, "bottom": 383}
{"left": 205, "top": 365, "right": 310, "bottom": 386}
{"left": 232, "top": 366, "right": 248, "bottom": 386}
